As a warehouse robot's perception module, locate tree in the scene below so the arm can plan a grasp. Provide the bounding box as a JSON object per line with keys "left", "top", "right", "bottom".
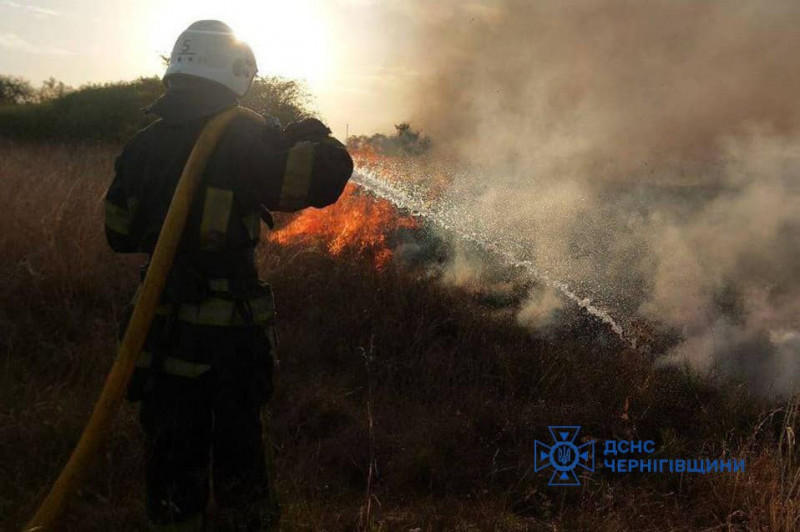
{"left": 242, "top": 76, "right": 315, "bottom": 126}
{"left": 0, "top": 76, "right": 36, "bottom": 106}
{"left": 38, "top": 77, "right": 71, "bottom": 102}
{"left": 348, "top": 123, "right": 431, "bottom": 156}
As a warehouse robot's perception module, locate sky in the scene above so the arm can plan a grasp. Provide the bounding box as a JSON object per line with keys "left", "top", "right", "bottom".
{"left": 0, "top": 0, "right": 422, "bottom": 138}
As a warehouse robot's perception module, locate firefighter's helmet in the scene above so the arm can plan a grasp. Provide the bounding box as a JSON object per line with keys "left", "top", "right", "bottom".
{"left": 164, "top": 20, "right": 257, "bottom": 97}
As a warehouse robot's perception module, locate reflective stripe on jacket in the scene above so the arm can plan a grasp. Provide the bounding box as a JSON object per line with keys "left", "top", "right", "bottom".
{"left": 104, "top": 105, "right": 353, "bottom": 255}
{"left": 106, "top": 87, "right": 350, "bottom": 384}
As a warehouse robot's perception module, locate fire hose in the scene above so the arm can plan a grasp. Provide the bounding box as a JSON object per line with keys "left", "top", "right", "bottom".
{"left": 25, "top": 106, "right": 261, "bottom": 531}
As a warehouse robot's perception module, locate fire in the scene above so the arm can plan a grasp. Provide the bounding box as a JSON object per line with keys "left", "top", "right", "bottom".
{"left": 268, "top": 182, "right": 418, "bottom": 269}
{"left": 349, "top": 145, "right": 382, "bottom": 167}
{"left": 350, "top": 147, "right": 455, "bottom": 206}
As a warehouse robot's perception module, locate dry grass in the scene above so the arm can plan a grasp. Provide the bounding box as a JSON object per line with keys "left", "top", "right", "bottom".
{"left": 1, "top": 140, "right": 799, "bottom": 531}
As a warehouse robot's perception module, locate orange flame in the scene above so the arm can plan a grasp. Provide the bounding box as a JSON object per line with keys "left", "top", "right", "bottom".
{"left": 349, "top": 147, "right": 455, "bottom": 206}
{"left": 269, "top": 183, "right": 418, "bottom": 269}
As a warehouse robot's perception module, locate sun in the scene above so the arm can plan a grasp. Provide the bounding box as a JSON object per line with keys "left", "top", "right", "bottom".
{"left": 148, "top": 0, "right": 334, "bottom": 90}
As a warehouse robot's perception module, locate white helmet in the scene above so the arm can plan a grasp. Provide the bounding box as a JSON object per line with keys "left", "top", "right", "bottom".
{"left": 164, "top": 20, "right": 257, "bottom": 97}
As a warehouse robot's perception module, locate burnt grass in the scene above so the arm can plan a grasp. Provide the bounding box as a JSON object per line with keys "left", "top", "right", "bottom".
{"left": 1, "top": 141, "right": 799, "bottom": 531}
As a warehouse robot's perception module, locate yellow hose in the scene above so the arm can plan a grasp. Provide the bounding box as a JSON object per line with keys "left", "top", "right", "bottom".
{"left": 25, "top": 106, "right": 260, "bottom": 531}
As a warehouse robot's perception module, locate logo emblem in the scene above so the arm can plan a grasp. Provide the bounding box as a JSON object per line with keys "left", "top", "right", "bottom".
{"left": 534, "top": 426, "right": 595, "bottom": 486}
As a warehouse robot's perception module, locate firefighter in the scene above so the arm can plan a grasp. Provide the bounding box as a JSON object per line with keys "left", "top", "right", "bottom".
{"left": 104, "top": 20, "right": 353, "bottom": 531}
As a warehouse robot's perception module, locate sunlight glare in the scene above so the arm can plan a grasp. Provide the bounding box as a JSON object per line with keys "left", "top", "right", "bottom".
{"left": 149, "top": 0, "right": 334, "bottom": 90}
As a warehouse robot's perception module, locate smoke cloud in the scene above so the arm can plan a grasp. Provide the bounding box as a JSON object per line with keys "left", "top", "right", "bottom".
{"left": 381, "top": 1, "right": 800, "bottom": 394}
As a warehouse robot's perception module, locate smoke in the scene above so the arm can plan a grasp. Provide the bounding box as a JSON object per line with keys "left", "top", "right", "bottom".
{"left": 382, "top": 0, "right": 800, "bottom": 394}
{"left": 517, "top": 286, "right": 564, "bottom": 331}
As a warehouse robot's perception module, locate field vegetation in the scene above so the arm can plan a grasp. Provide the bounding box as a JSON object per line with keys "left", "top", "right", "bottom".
{"left": 0, "top": 140, "right": 799, "bottom": 531}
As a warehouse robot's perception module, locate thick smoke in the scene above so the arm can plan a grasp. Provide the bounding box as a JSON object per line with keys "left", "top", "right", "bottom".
{"left": 387, "top": 1, "right": 800, "bottom": 394}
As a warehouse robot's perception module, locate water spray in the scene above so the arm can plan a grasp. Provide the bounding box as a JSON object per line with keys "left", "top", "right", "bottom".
{"left": 352, "top": 167, "right": 631, "bottom": 346}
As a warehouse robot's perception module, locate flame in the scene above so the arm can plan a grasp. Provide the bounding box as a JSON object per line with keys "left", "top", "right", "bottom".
{"left": 269, "top": 182, "right": 418, "bottom": 269}
{"left": 350, "top": 147, "right": 455, "bottom": 206}
{"left": 349, "top": 145, "right": 383, "bottom": 167}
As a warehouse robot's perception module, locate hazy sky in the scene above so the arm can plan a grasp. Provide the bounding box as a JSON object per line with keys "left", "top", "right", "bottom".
{"left": 0, "top": 0, "right": 422, "bottom": 138}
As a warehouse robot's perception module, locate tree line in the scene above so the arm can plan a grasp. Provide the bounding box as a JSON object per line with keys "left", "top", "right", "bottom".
{"left": 0, "top": 75, "right": 314, "bottom": 142}
{"left": 346, "top": 122, "right": 432, "bottom": 156}
{"left": 0, "top": 74, "right": 432, "bottom": 153}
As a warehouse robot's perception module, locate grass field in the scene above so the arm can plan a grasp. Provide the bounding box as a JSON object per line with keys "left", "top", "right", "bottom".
{"left": 1, "top": 141, "right": 799, "bottom": 531}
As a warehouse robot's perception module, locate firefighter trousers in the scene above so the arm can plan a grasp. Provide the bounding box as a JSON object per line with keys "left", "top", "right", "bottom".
{"left": 134, "top": 323, "right": 279, "bottom": 531}
{"left": 140, "top": 370, "right": 279, "bottom": 530}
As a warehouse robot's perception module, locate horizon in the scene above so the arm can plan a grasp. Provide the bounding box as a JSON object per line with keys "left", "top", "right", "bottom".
{"left": 0, "top": 0, "right": 421, "bottom": 139}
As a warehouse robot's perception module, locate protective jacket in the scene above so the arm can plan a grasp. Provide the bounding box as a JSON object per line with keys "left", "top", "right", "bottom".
{"left": 106, "top": 81, "right": 352, "bottom": 275}
{"left": 105, "top": 80, "right": 353, "bottom": 391}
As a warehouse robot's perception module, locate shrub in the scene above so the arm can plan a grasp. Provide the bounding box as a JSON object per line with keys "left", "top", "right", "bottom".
{"left": 0, "top": 75, "right": 37, "bottom": 106}
{"left": 243, "top": 76, "right": 315, "bottom": 126}
{"left": 0, "top": 77, "right": 163, "bottom": 142}
{"left": 347, "top": 122, "right": 432, "bottom": 156}
{"left": 0, "top": 75, "right": 315, "bottom": 143}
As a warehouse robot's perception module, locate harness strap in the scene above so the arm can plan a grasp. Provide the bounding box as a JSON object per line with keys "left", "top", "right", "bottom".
{"left": 132, "top": 281, "right": 275, "bottom": 327}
